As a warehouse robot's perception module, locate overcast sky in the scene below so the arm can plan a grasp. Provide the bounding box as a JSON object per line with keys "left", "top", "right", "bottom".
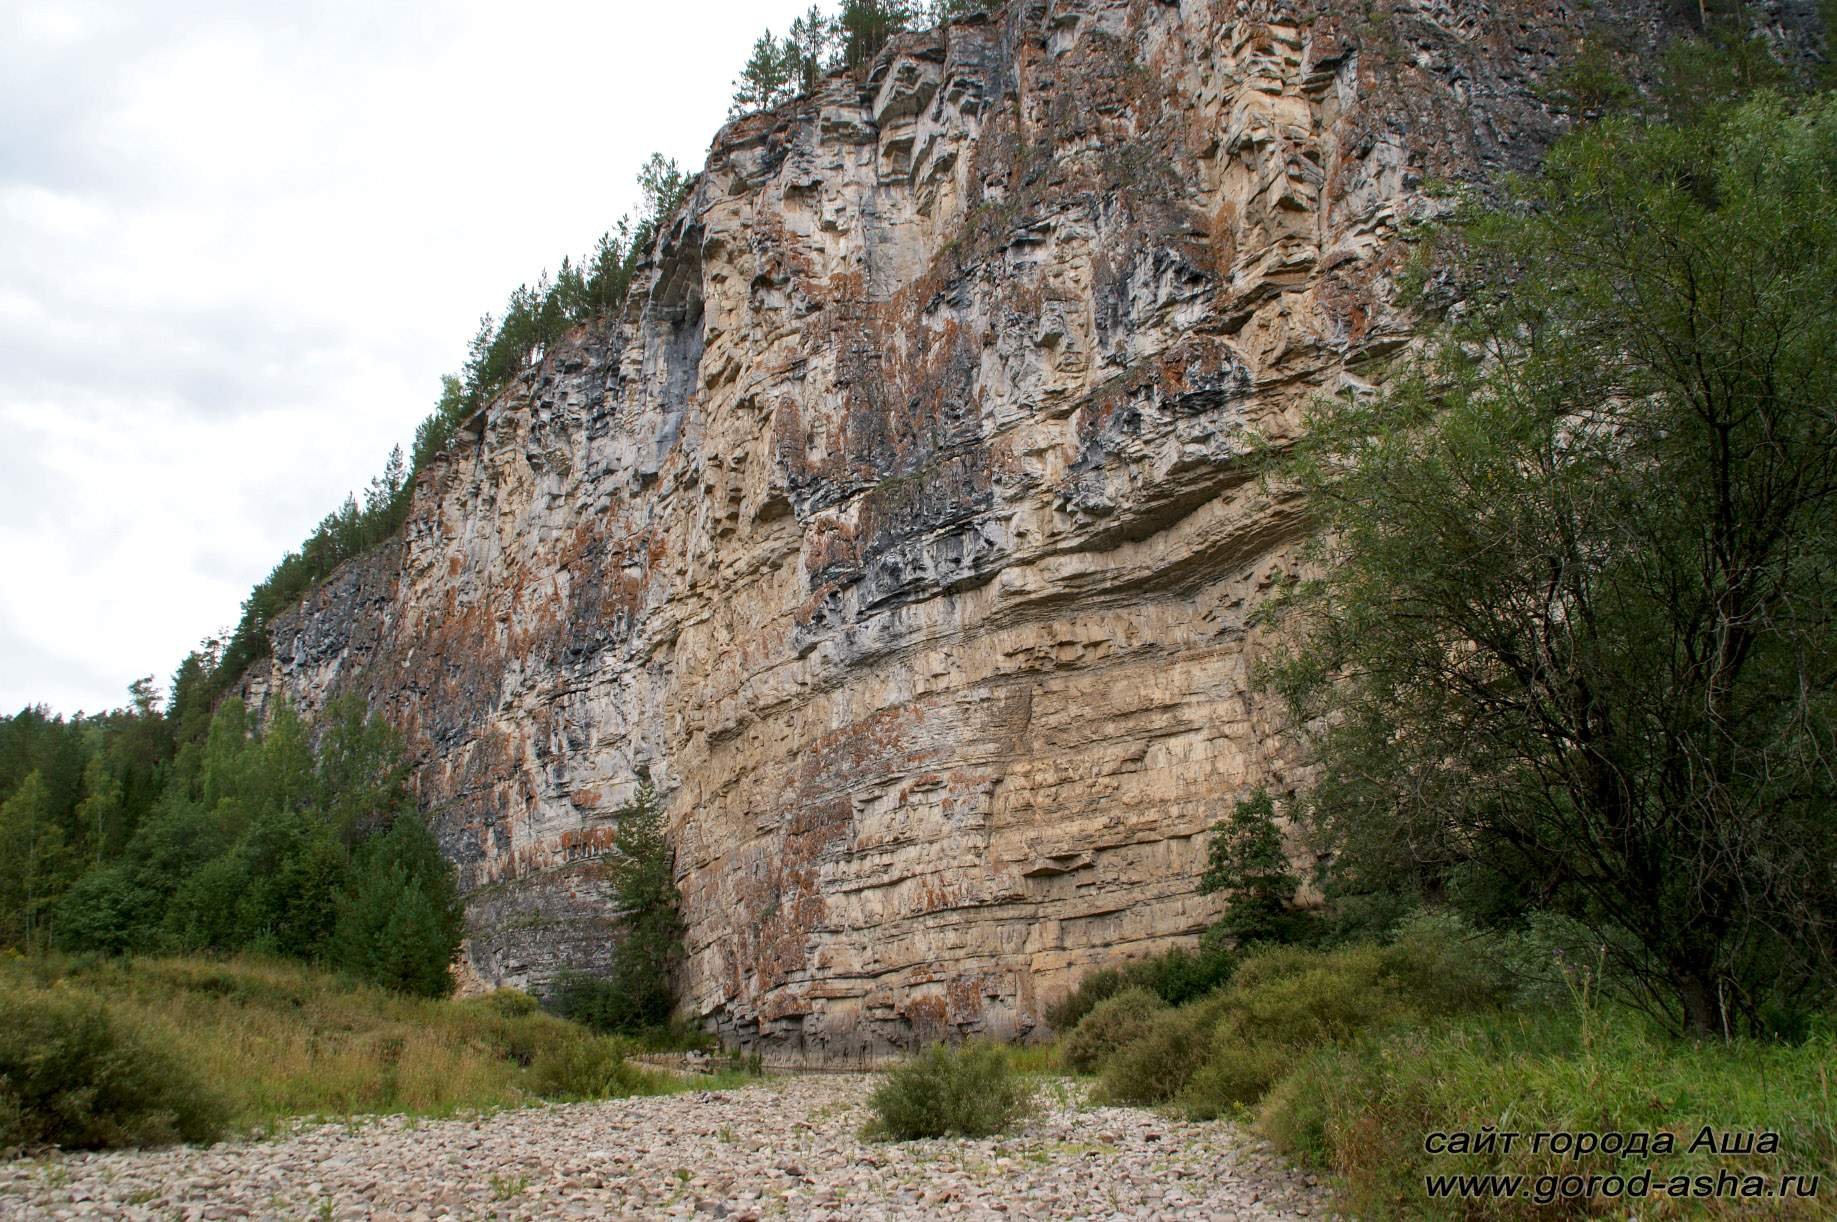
{"left": 2, "top": 0, "right": 820, "bottom": 716}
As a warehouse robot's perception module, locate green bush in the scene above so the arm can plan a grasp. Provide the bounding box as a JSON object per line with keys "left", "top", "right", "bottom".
{"left": 1045, "top": 966, "right": 1125, "bottom": 1031}
{"left": 1094, "top": 916, "right": 1509, "bottom": 1116}
{"left": 1061, "top": 987, "right": 1166, "bottom": 1074}
{"left": 1259, "top": 1011, "right": 1837, "bottom": 1219}
{"left": 1046, "top": 943, "right": 1238, "bottom": 1031}
{"left": 527, "top": 1035, "right": 654, "bottom": 1101}
{"left": 868, "top": 1041, "right": 1036, "bottom": 1140}
{"left": 1094, "top": 993, "right": 1229, "bottom": 1106}
{"left": 0, "top": 989, "right": 226, "bottom": 1150}
{"left": 1125, "top": 943, "right": 1239, "bottom": 1006}
{"left": 478, "top": 988, "right": 540, "bottom": 1018}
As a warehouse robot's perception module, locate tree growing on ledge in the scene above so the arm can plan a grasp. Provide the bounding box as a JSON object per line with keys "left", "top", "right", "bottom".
{"left": 1267, "top": 80, "right": 1837, "bottom": 1037}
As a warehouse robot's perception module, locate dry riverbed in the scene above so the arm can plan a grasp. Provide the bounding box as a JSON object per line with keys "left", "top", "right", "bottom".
{"left": 0, "top": 1075, "right": 1334, "bottom": 1219}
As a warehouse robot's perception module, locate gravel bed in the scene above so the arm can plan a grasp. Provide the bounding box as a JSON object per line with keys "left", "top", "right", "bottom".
{"left": 0, "top": 1076, "right": 1336, "bottom": 1219}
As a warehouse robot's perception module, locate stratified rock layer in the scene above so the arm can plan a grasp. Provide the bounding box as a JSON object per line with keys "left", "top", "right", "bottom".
{"left": 243, "top": 0, "right": 1670, "bottom": 1051}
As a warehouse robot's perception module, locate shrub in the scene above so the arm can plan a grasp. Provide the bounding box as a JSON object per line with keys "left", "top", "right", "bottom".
{"left": 478, "top": 988, "right": 540, "bottom": 1018}
{"left": 1046, "top": 943, "right": 1238, "bottom": 1031}
{"left": 1061, "top": 987, "right": 1166, "bottom": 1074}
{"left": 1092, "top": 915, "right": 1510, "bottom": 1116}
{"left": 1093, "top": 993, "right": 1229, "bottom": 1107}
{"left": 527, "top": 1035, "right": 654, "bottom": 1101}
{"left": 1045, "top": 966, "right": 1125, "bottom": 1031}
{"left": 1125, "top": 943, "right": 1238, "bottom": 1006}
{"left": 0, "top": 989, "right": 226, "bottom": 1150}
{"left": 868, "top": 1042, "right": 1035, "bottom": 1140}
{"left": 1259, "top": 1011, "right": 1837, "bottom": 1219}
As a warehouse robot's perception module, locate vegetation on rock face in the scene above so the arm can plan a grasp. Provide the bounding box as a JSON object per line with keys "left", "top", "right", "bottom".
{"left": 728, "top": 1, "right": 994, "bottom": 117}
{"left": 867, "top": 1040, "right": 1035, "bottom": 1140}
{"left": 192, "top": 153, "right": 694, "bottom": 707}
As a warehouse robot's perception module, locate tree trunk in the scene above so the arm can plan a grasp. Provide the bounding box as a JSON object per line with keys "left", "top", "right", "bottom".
{"left": 1678, "top": 973, "right": 1723, "bottom": 1038}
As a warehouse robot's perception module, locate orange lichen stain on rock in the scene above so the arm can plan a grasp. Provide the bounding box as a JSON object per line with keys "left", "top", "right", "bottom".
{"left": 946, "top": 974, "right": 991, "bottom": 1025}
{"left": 900, "top": 994, "right": 950, "bottom": 1037}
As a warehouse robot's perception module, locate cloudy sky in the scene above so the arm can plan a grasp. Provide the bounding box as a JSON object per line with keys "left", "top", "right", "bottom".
{"left": 2, "top": 0, "right": 819, "bottom": 715}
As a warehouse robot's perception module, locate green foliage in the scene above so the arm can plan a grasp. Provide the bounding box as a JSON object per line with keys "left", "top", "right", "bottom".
{"left": 0, "top": 987, "right": 226, "bottom": 1151}
{"left": 0, "top": 955, "right": 685, "bottom": 1144}
{"left": 1266, "top": 81, "right": 1837, "bottom": 1035}
{"left": 836, "top": 0, "right": 915, "bottom": 69}
{"left": 327, "top": 813, "right": 465, "bottom": 997}
{"left": 867, "top": 1041, "right": 1035, "bottom": 1140}
{"left": 1542, "top": 39, "right": 1636, "bottom": 118}
{"left": 1094, "top": 917, "right": 1508, "bottom": 1114}
{"left": 1259, "top": 1010, "right": 1837, "bottom": 1219}
{"left": 1092, "top": 994, "right": 1228, "bottom": 1108}
{"left": 549, "top": 779, "right": 684, "bottom": 1033}
{"left": 1060, "top": 987, "right": 1166, "bottom": 1074}
{"left": 731, "top": 30, "right": 798, "bottom": 115}
{"left": 1045, "top": 942, "right": 1237, "bottom": 1031}
{"left": 1045, "top": 966, "right": 1125, "bottom": 1031}
{"left": 1198, "top": 789, "right": 1314, "bottom": 948}
{"left": 0, "top": 772, "right": 78, "bottom": 947}
{"left": 42, "top": 697, "right": 463, "bottom": 999}
{"left": 729, "top": 2, "right": 994, "bottom": 116}
{"left": 526, "top": 1034, "right": 654, "bottom": 1101}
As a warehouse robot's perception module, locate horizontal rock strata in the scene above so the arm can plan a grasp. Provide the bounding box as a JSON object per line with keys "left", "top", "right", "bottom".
{"left": 243, "top": 0, "right": 1680, "bottom": 1051}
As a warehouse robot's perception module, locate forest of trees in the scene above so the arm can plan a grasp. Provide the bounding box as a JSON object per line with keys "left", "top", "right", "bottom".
{"left": 0, "top": 693, "right": 462, "bottom": 997}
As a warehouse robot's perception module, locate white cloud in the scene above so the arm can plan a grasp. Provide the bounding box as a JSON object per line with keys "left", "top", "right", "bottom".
{"left": 1, "top": 0, "right": 823, "bottom": 713}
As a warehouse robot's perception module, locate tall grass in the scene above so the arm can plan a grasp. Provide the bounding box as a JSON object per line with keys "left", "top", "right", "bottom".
{"left": 0, "top": 953, "right": 706, "bottom": 1148}
{"left": 1260, "top": 1009, "right": 1837, "bottom": 1219}
{"left": 1049, "top": 912, "right": 1836, "bottom": 1218}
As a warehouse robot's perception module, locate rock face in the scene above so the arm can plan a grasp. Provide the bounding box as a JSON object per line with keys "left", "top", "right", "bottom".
{"left": 242, "top": 0, "right": 1676, "bottom": 1052}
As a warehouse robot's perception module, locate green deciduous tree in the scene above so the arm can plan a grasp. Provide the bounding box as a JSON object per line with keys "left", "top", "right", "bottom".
{"left": 1267, "top": 82, "right": 1837, "bottom": 1036}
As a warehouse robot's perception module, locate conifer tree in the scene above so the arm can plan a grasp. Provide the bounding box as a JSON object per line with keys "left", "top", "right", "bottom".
{"left": 731, "top": 31, "right": 793, "bottom": 116}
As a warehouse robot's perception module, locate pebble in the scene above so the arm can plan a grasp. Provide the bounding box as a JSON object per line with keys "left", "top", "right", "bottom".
{"left": 0, "top": 1077, "right": 1337, "bottom": 1219}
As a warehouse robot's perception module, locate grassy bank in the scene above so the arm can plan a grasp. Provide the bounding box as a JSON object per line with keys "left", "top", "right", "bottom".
{"left": 1051, "top": 921, "right": 1836, "bottom": 1218}
{"left": 1263, "top": 1009, "right": 1836, "bottom": 1218}
{"left": 1, "top": 954, "right": 743, "bottom": 1152}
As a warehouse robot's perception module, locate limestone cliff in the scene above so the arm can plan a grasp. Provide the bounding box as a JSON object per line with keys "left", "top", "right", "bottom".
{"left": 241, "top": 0, "right": 1682, "bottom": 1052}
